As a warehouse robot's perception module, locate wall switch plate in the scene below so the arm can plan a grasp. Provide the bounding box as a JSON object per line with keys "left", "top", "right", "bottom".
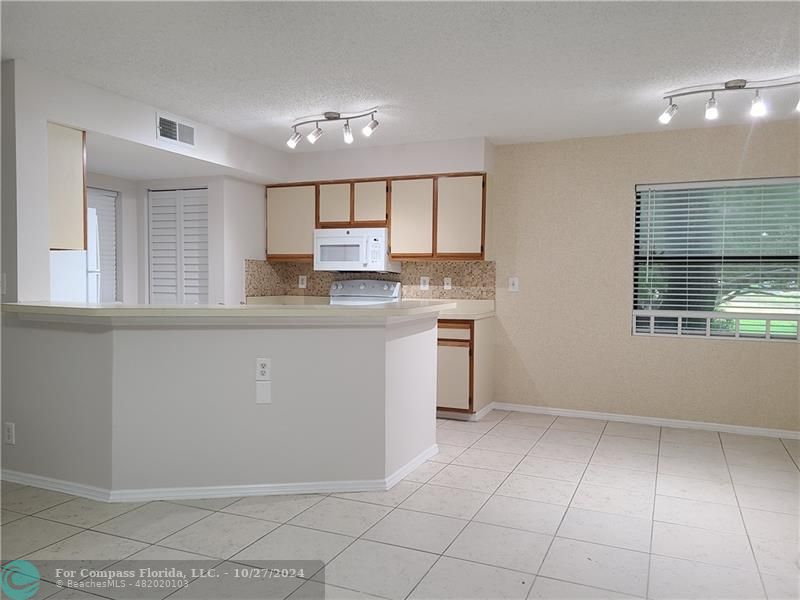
{"left": 298, "top": 275, "right": 307, "bottom": 289}
{"left": 4, "top": 423, "right": 15, "bottom": 445}
{"left": 256, "top": 358, "right": 271, "bottom": 381}
{"left": 420, "top": 276, "right": 430, "bottom": 291}
{"left": 256, "top": 381, "right": 272, "bottom": 404}
{"left": 443, "top": 277, "right": 452, "bottom": 290}
{"left": 508, "top": 276, "right": 520, "bottom": 292}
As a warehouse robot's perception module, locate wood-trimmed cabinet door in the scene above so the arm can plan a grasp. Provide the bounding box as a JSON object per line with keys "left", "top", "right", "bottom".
{"left": 353, "top": 180, "right": 388, "bottom": 225}
{"left": 437, "top": 341, "right": 471, "bottom": 410}
{"left": 318, "top": 183, "right": 351, "bottom": 227}
{"left": 266, "top": 186, "right": 315, "bottom": 260}
{"left": 389, "top": 178, "right": 434, "bottom": 257}
{"left": 436, "top": 174, "right": 485, "bottom": 258}
{"left": 48, "top": 123, "right": 87, "bottom": 250}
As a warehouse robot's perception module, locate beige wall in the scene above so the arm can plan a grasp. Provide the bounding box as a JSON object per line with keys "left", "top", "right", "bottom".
{"left": 490, "top": 120, "right": 800, "bottom": 431}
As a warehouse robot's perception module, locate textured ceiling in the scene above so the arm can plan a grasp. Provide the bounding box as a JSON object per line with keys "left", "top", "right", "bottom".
{"left": 3, "top": 2, "right": 799, "bottom": 152}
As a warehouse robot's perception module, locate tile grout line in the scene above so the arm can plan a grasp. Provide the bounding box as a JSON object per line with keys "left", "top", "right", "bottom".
{"left": 645, "top": 419, "right": 663, "bottom": 600}
{"left": 778, "top": 437, "right": 800, "bottom": 472}
{"left": 536, "top": 419, "right": 611, "bottom": 592}
{"left": 719, "top": 433, "right": 772, "bottom": 600}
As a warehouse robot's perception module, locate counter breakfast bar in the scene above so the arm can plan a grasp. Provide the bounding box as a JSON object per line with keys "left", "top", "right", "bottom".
{"left": 1, "top": 300, "right": 455, "bottom": 502}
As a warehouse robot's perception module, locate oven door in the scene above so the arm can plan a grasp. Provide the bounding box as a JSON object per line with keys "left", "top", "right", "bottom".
{"left": 314, "top": 234, "right": 369, "bottom": 271}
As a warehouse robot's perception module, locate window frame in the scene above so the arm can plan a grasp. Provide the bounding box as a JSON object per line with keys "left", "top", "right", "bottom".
{"left": 631, "top": 176, "right": 800, "bottom": 342}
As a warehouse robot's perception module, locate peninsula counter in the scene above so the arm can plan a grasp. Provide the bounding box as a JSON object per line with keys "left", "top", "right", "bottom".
{"left": 1, "top": 300, "right": 455, "bottom": 502}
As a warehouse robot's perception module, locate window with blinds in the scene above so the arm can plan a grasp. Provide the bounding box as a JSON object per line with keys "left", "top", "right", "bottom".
{"left": 633, "top": 178, "right": 800, "bottom": 341}
{"left": 148, "top": 188, "right": 209, "bottom": 304}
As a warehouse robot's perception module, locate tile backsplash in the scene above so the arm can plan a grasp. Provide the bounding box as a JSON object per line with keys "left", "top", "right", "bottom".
{"left": 245, "top": 259, "right": 496, "bottom": 299}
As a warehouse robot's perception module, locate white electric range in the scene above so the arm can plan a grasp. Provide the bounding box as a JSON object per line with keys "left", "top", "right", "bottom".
{"left": 329, "top": 279, "right": 402, "bottom": 305}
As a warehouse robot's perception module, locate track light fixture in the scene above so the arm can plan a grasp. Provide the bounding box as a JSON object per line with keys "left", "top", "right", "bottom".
{"left": 657, "top": 74, "right": 799, "bottom": 124}
{"left": 659, "top": 99, "right": 678, "bottom": 124}
{"left": 362, "top": 114, "right": 379, "bottom": 137}
{"left": 705, "top": 93, "right": 719, "bottom": 120}
{"left": 750, "top": 90, "right": 767, "bottom": 117}
{"left": 286, "top": 128, "right": 301, "bottom": 149}
{"left": 343, "top": 121, "right": 353, "bottom": 144}
{"left": 307, "top": 123, "right": 323, "bottom": 144}
{"left": 286, "top": 108, "right": 379, "bottom": 149}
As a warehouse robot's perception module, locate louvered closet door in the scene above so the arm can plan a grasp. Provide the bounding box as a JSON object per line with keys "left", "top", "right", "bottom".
{"left": 149, "top": 190, "right": 180, "bottom": 304}
{"left": 148, "top": 189, "right": 209, "bottom": 304}
{"left": 88, "top": 188, "right": 118, "bottom": 302}
{"left": 180, "top": 189, "right": 209, "bottom": 304}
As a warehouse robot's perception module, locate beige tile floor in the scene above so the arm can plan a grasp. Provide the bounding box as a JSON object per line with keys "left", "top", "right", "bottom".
{"left": 2, "top": 410, "right": 799, "bottom": 599}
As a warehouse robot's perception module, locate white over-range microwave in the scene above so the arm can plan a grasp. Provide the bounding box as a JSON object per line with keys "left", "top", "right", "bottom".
{"left": 313, "top": 228, "right": 400, "bottom": 272}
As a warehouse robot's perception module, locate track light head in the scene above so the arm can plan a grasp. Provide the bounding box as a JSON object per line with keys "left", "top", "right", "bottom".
{"left": 795, "top": 97, "right": 800, "bottom": 112}
{"left": 750, "top": 90, "right": 767, "bottom": 117}
{"left": 705, "top": 93, "right": 719, "bottom": 120}
{"left": 343, "top": 121, "right": 354, "bottom": 144}
{"left": 659, "top": 100, "right": 678, "bottom": 124}
{"left": 362, "top": 115, "right": 379, "bottom": 137}
{"left": 307, "top": 123, "right": 323, "bottom": 144}
{"left": 286, "top": 129, "right": 302, "bottom": 149}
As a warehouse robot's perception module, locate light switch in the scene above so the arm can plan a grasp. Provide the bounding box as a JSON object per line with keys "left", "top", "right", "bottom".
{"left": 256, "top": 381, "right": 272, "bottom": 404}
{"left": 256, "top": 358, "right": 271, "bottom": 381}
{"left": 420, "top": 276, "right": 430, "bottom": 291}
{"left": 508, "top": 277, "right": 520, "bottom": 292}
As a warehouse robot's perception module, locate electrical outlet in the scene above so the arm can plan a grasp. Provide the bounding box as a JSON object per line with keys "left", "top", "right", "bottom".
{"left": 508, "top": 276, "right": 520, "bottom": 292}
{"left": 298, "top": 275, "right": 307, "bottom": 289}
{"left": 256, "top": 358, "right": 271, "bottom": 381}
{"left": 420, "top": 276, "right": 430, "bottom": 291}
{"left": 443, "top": 277, "right": 452, "bottom": 290}
{"left": 4, "top": 423, "right": 15, "bottom": 445}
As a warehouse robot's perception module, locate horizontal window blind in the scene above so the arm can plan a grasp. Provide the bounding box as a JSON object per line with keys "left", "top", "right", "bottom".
{"left": 633, "top": 178, "right": 800, "bottom": 341}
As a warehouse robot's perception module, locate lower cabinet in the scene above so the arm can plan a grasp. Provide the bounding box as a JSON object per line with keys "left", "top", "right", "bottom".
{"left": 436, "top": 318, "right": 494, "bottom": 416}
{"left": 437, "top": 342, "right": 471, "bottom": 410}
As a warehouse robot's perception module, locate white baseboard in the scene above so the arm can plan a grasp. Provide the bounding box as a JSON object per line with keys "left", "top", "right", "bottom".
{"left": 1, "top": 470, "right": 111, "bottom": 501}
{"left": 2, "top": 443, "right": 439, "bottom": 503}
{"left": 491, "top": 402, "right": 800, "bottom": 440}
{"left": 437, "top": 404, "right": 495, "bottom": 422}
{"left": 384, "top": 443, "right": 438, "bottom": 488}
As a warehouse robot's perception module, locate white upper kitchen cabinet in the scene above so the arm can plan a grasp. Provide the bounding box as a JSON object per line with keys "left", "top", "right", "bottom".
{"left": 48, "top": 123, "right": 86, "bottom": 250}
{"left": 354, "top": 180, "right": 388, "bottom": 224}
{"left": 436, "top": 174, "right": 484, "bottom": 257}
{"left": 318, "top": 183, "right": 351, "bottom": 225}
{"left": 266, "top": 185, "right": 315, "bottom": 259}
{"left": 389, "top": 178, "right": 434, "bottom": 257}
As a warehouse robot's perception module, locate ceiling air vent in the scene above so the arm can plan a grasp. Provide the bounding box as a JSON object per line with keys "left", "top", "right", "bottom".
{"left": 156, "top": 113, "right": 195, "bottom": 146}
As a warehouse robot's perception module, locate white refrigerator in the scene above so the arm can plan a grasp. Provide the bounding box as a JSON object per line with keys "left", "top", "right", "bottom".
{"left": 49, "top": 208, "right": 100, "bottom": 303}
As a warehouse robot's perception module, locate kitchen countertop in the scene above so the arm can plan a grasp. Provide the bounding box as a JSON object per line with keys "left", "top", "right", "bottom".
{"left": 247, "top": 296, "right": 495, "bottom": 320}
{"left": 1, "top": 300, "right": 457, "bottom": 324}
